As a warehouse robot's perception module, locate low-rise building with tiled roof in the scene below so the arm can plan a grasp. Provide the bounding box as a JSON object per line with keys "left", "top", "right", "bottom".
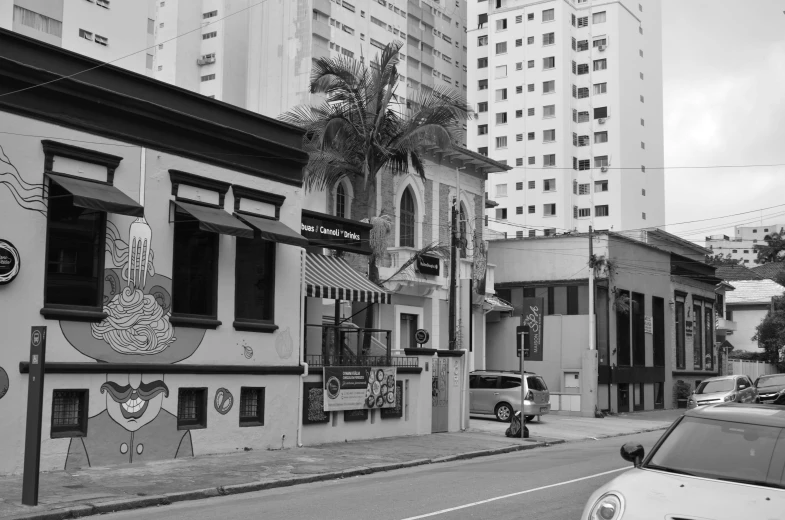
{"left": 725, "top": 279, "right": 785, "bottom": 352}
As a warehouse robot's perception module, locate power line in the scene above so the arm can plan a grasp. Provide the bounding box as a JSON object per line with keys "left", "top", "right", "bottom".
{"left": 0, "top": 0, "right": 271, "bottom": 99}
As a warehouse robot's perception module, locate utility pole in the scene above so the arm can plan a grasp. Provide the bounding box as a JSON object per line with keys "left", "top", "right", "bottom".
{"left": 448, "top": 197, "right": 458, "bottom": 350}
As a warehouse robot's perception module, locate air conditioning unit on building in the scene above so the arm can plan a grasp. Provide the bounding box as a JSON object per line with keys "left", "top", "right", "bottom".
{"left": 598, "top": 118, "right": 606, "bottom": 124}
{"left": 196, "top": 57, "right": 216, "bottom": 65}
{"left": 601, "top": 166, "right": 608, "bottom": 172}
{"left": 598, "top": 44, "right": 606, "bottom": 51}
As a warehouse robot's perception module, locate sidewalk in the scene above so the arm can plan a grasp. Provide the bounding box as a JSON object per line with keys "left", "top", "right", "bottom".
{"left": 0, "top": 410, "right": 676, "bottom": 520}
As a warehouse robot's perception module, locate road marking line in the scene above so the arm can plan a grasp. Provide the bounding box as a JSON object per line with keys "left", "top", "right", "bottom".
{"left": 398, "top": 467, "right": 629, "bottom": 520}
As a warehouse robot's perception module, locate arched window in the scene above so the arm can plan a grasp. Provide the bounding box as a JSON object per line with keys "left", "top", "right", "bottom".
{"left": 459, "top": 204, "right": 467, "bottom": 258}
{"left": 336, "top": 182, "right": 346, "bottom": 218}
{"left": 400, "top": 187, "right": 416, "bottom": 247}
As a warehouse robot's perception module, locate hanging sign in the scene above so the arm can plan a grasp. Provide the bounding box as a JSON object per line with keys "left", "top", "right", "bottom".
{"left": 0, "top": 240, "right": 20, "bottom": 285}
{"left": 301, "top": 210, "right": 372, "bottom": 255}
{"left": 644, "top": 316, "right": 653, "bottom": 334}
{"left": 521, "top": 297, "right": 544, "bottom": 361}
{"left": 415, "top": 329, "right": 430, "bottom": 345}
{"left": 416, "top": 255, "right": 440, "bottom": 276}
{"left": 323, "top": 366, "right": 397, "bottom": 411}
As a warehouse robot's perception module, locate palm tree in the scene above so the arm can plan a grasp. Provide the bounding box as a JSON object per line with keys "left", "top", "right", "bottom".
{"left": 280, "top": 41, "right": 471, "bottom": 349}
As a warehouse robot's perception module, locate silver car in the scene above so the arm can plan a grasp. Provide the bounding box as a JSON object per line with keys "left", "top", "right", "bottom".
{"left": 686, "top": 375, "right": 758, "bottom": 409}
{"left": 468, "top": 370, "right": 550, "bottom": 422}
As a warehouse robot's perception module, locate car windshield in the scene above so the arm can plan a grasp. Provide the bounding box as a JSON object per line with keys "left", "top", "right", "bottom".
{"left": 527, "top": 376, "right": 547, "bottom": 391}
{"left": 696, "top": 379, "right": 735, "bottom": 394}
{"left": 645, "top": 417, "right": 784, "bottom": 488}
{"left": 757, "top": 375, "right": 785, "bottom": 389}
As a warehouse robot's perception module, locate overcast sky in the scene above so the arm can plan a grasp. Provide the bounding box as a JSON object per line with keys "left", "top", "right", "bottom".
{"left": 661, "top": 0, "right": 785, "bottom": 243}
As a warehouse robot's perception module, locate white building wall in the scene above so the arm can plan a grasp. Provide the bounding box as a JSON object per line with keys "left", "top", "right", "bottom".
{"left": 3, "top": 0, "right": 155, "bottom": 75}
{"left": 468, "top": 0, "right": 663, "bottom": 238}
{"left": 706, "top": 223, "right": 785, "bottom": 265}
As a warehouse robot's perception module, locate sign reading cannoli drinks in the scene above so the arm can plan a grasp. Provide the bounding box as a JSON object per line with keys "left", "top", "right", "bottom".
{"left": 323, "top": 367, "right": 397, "bottom": 411}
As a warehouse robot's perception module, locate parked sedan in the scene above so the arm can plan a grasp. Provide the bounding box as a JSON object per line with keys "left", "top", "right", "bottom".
{"left": 755, "top": 374, "right": 785, "bottom": 405}
{"left": 686, "top": 374, "right": 757, "bottom": 409}
{"left": 581, "top": 403, "right": 785, "bottom": 520}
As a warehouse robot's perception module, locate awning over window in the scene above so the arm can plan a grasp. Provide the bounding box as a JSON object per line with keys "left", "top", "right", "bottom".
{"left": 485, "top": 295, "right": 513, "bottom": 313}
{"left": 47, "top": 173, "right": 144, "bottom": 217}
{"left": 305, "top": 253, "right": 391, "bottom": 304}
{"left": 235, "top": 212, "right": 308, "bottom": 248}
{"left": 172, "top": 200, "right": 253, "bottom": 238}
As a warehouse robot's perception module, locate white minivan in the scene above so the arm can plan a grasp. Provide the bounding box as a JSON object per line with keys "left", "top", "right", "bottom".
{"left": 469, "top": 370, "right": 551, "bottom": 422}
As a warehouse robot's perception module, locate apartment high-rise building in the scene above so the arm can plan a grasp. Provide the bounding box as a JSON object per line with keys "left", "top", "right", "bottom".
{"left": 152, "top": 0, "right": 468, "bottom": 122}
{"left": 706, "top": 223, "right": 785, "bottom": 266}
{"left": 468, "top": 0, "right": 663, "bottom": 238}
{"left": 1, "top": 0, "right": 157, "bottom": 76}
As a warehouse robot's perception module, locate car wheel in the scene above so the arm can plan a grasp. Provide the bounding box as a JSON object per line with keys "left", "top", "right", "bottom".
{"left": 495, "top": 403, "right": 513, "bottom": 422}
{"left": 524, "top": 415, "right": 535, "bottom": 421}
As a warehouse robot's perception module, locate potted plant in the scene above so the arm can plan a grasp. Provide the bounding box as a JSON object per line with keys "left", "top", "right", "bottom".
{"left": 676, "top": 380, "right": 692, "bottom": 409}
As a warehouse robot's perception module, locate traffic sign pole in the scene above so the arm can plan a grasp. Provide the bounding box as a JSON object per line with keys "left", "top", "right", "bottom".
{"left": 22, "top": 326, "right": 47, "bottom": 506}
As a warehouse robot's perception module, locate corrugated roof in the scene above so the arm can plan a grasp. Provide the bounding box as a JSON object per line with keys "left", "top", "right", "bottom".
{"left": 725, "top": 279, "right": 785, "bottom": 305}
{"left": 751, "top": 262, "right": 785, "bottom": 282}
{"left": 714, "top": 264, "right": 766, "bottom": 281}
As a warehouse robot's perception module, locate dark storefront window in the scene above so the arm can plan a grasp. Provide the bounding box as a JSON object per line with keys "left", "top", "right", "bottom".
{"left": 675, "top": 300, "right": 686, "bottom": 369}
{"left": 172, "top": 219, "right": 219, "bottom": 317}
{"left": 523, "top": 287, "right": 536, "bottom": 298}
{"left": 654, "top": 382, "right": 664, "bottom": 409}
{"left": 400, "top": 187, "right": 415, "bottom": 247}
{"left": 705, "top": 306, "right": 714, "bottom": 371}
{"left": 567, "top": 286, "right": 579, "bottom": 315}
{"left": 597, "top": 287, "right": 610, "bottom": 365}
{"left": 652, "top": 297, "right": 665, "bottom": 367}
{"left": 618, "top": 383, "right": 630, "bottom": 412}
{"left": 616, "top": 289, "right": 631, "bottom": 366}
{"left": 547, "top": 286, "right": 555, "bottom": 315}
{"left": 693, "top": 303, "right": 703, "bottom": 370}
{"left": 632, "top": 293, "right": 645, "bottom": 366}
{"left": 235, "top": 237, "right": 276, "bottom": 323}
{"left": 45, "top": 182, "right": 105, "bottom": 308}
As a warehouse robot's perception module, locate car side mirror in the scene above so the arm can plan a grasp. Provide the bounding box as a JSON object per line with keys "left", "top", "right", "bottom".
{"left": 739, "top": 384, "right": 747, "bottom": 390}
{"left": 620, "top": 443, "right": 644, "bottom": 467}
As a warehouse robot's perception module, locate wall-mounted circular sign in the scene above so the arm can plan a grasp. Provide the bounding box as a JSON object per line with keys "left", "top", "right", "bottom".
{"left": 414, "top": 329, "right": 430, "bottom": 345}
{"left": 0, "top": 240, "right": 20, "bottom": 286}
{"left": 0, "top": 367, "right": 8, "bottom": 400}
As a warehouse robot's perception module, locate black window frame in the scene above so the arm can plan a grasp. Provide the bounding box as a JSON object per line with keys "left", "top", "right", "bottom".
{"left": 234, "top": 235, "right": 276, "bottom": 331}
{"left": 632, "top": 292, "right": 645, "bottom": 366}
{"left": 40, "top": 141, "right": 124, "bottom": 322}
{"left": 177, "top": 387, "right": 208, "bottom": 430}
{"left": 50, "top": 389, "right": 89, "bottom": 438}
{"left": 547, "top": 287, "right": 555, "bottom": 315}
{"left": 675, "top": 298, "right": 686, "bottom": 369}
{"left": 693, "top": 303, "right": 703, "bottom": 370}
{"left": 400, "top": 187, "right": 416, "bottom": 247}
{"left": 239, "top": 387, "right": 265, "bottom": 427}
{"left": 653, "top": 297, "right": 665, "bottom": 367}
{"left": 616, "top": 289, "right": 631, "bottom": 366}
{"left": 567, "top": 286, "right": 579, "bottom": 315}
{"left": 335, "top": 183, "right": 346, "bottom": 218}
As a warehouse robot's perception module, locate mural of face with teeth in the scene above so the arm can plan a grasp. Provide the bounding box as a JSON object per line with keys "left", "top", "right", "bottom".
{"left": 101, "top": 374, "right": 168, "bottom": 432}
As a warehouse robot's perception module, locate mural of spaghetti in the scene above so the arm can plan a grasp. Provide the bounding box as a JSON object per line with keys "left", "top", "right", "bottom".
{"left": 0, "top": 144, "right": 47, "bottom": 217}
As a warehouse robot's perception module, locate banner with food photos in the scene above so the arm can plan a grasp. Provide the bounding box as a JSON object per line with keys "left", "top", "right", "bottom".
{"left": 323, "top": 367, "right": 397, "bottom": 411}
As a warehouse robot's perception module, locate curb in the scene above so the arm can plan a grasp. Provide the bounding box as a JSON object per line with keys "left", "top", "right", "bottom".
{"left": 5, "top": 440, "right": 564, "bottom": 520}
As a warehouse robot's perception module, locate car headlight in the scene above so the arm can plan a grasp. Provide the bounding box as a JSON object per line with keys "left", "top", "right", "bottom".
{"left": 589, "top": 492, "right": 625, "bottom": 520}
{"left": 724, "top": 393, "right": 738, "bottom": 402}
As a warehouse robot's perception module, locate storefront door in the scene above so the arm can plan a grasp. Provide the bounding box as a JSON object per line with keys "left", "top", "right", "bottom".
{"left": 431, "top": 358, "right": 449, "bottom": 432}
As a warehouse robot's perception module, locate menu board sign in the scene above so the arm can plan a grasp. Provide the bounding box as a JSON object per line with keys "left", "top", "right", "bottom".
{"left": 323, "top": 366, "right": 397, "bottom": 411}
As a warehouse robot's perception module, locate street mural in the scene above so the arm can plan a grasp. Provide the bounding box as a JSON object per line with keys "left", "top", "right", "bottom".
{"left": 60, "top": 220, "right": 206, "bottom": 363}
{"left": 65, "top": 374, "right": 193, "bottom": 470}
{"left": 0, "top": 367, "right": 8, "bottom": 400}
{"left": 214, "top": 388, "right": 233, "bottom": 415}
{"left": 0, "top": 145, "right": 47, "bottom": 218}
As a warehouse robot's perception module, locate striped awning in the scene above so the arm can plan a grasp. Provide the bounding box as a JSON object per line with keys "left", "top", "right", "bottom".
{"left": 305, "top": 253, "right": 391, "bottom": 304}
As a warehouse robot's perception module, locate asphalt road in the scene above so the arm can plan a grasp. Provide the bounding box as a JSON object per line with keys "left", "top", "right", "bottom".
{"left": 100, "top": 430, "right": 664, "bottom": 520}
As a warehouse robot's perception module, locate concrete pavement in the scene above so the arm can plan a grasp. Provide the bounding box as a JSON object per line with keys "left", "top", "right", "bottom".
{"left": 0, "top": 410, "right": 678, "bottom": 520}
{"left": 94, "top": 430, "right": 665, "bottom": 520}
